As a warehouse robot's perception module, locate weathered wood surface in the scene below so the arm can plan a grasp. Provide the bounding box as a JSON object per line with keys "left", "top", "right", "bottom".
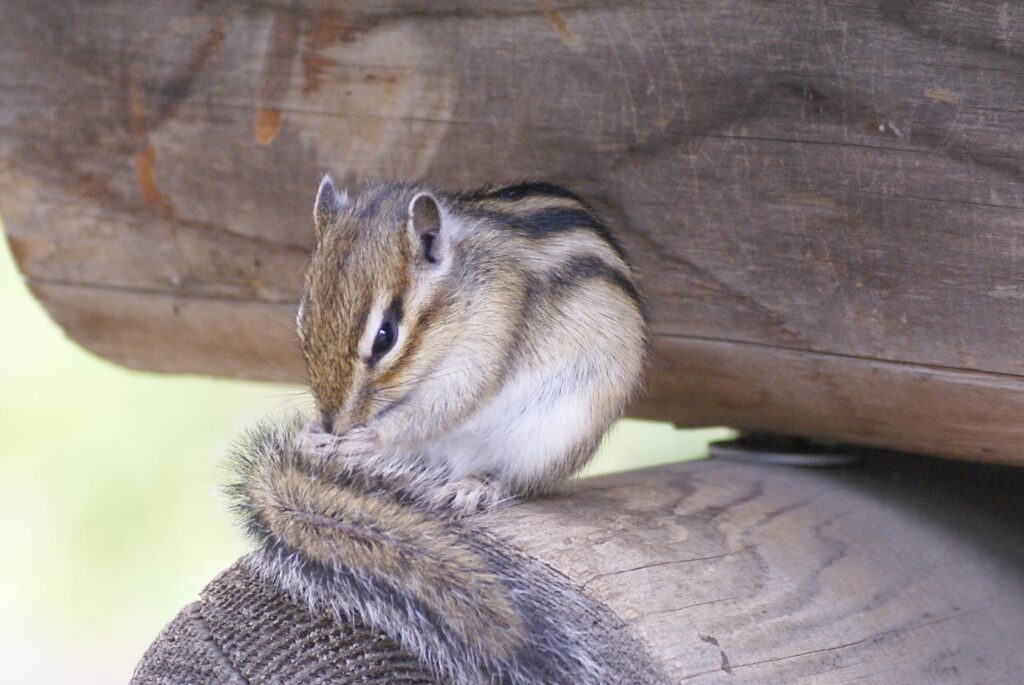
{"left": 1, "top": 1, "right": 1023, "bottom": 461}
{"left": 491, "top": 454, "right": 1024, "bottom": 683}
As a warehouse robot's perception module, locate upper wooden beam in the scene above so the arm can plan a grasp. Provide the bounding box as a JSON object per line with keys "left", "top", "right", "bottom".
{"left": 1, "top": 1, "right": 1022, "bottom": 463}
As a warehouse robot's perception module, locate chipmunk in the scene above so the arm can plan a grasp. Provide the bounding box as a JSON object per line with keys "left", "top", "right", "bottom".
{"left": 297, "top": 177, "right": 647, "bottom": 515}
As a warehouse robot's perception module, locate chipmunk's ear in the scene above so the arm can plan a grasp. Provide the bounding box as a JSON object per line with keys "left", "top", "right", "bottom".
{"left": 313, "top": 175, "right": 349, "bottom": 241}
{"left": 407, "top": 191, "right": 445, "bottom": 265}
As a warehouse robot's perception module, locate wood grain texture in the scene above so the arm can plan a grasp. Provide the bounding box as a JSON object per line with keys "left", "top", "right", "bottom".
{"left": 489, "top": 455, "right": 1024, "bottom": 683}
{"left": 1, "top": 1, "right": 1023, "bottom": 461}
{"left": 639, "top": 335, "right": 1024, "bottom": 464}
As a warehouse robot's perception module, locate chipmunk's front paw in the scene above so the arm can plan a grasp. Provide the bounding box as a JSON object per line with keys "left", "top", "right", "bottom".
{"left": 300, "top": 422, "right": 378, "bottom": 460}
{"left": 433, "top": 476, "right": 513, "bottom": 518}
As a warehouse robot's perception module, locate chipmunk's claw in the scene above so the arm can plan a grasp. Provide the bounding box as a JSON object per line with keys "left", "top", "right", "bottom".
{"left": 300, "top": 422, "right": 378, "bottom": 460}
{"left": 433, "top": 475, "right": 513, "bottom": 518}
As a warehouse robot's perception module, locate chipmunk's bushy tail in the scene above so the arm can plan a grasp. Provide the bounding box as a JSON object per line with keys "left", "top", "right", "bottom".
{"left": 221, "top": 416, "right": 666, "bottom": 685}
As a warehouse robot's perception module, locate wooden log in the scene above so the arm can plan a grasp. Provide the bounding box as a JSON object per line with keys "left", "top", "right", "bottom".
{"left": 494, "top": 455, "right": 1024, "bottom": 682}
{"left": 1, "top": 1, "right": 1023, "bottom": 463}
{"left": 136, "top": 450, "right": 1024, "bottom": 683}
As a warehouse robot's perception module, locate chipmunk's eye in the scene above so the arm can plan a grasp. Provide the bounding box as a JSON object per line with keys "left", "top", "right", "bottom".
{"left": 371, "top": 320, "right": 397, "bottom": 361}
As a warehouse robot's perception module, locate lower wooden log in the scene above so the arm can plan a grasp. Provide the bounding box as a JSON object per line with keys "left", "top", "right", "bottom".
{"left": 494, "top": 455, "right": 1024, "bottom": 682}
{"left": 134, "top": 424, "right": 1024, "bottom": 683}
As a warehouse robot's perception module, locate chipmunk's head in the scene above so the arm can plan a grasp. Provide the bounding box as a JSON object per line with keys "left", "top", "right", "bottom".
{"left": 298, "top": 176, "right": 458, "bottom": 435}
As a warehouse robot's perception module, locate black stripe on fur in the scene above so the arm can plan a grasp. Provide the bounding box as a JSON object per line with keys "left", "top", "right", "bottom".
{"left": 458, "top": 181, "right": 583, "bottom": 204}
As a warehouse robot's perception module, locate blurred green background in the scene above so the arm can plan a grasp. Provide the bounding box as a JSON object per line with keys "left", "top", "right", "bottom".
{"left": 0, "top": 222, "right": 730, "bottom": 684}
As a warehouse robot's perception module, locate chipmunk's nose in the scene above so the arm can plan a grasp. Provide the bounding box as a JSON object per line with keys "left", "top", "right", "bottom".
{"left": 320, "top": 411, "right": 334, "bottom": 434}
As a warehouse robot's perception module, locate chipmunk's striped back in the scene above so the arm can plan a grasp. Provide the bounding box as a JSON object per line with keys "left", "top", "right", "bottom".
{"left": 458, "top": 182, "right": 628, "bottom": 259}
{"left": 455, "top": 182, "right": 645, "bottom": 322}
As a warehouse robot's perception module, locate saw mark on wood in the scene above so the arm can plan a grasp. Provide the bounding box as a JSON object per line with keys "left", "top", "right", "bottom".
{"left": 151, "top": 18, "right": 226, "bottom": 129}
{"left": 302, "top": 9, "right": 356, "bottom": 95}
{"left": 253, "top": 108, "right": 282, "bottom": 145}
{"left": 923, "top": 87, "right": 961, "bottom": 105}
{"left": 129, "top": 79, "right": 147, "bottom": 138}
{"left": 253, "top": 11, "right": 301, "bottom": 144}
{"left": 126, "top": 19, "right": 225, "bottom": 212}
{"left": 135, "top": 143, "right": 173, "bottom": 214}
{"left": 536, "top": 0, "right": 578, "bottom": 46}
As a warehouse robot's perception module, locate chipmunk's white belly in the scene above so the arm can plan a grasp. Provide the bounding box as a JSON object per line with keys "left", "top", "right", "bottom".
{"left": 421, "top": 363, "right": 600, "bottom": 486}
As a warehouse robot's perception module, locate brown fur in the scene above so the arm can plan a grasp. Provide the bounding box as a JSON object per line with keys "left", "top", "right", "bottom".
{"left": 299, "top": 179, "right": 647, "bottom": 503}
{"left": 241, "top": 447, "right": 526, "bottom": 658}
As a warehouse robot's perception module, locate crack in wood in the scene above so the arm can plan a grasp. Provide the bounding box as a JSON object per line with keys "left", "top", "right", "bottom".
{"left": 582, "top": 547, "right": 754, "bottom": 589}
{"left": 651, "top": 330, "right": 1024, "bottom": 383}
{"left": 680, "top": 607, "right": 984, "bottom": 680}
{"left": 26, "top": 276, "right": 300, "bottom": 307}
